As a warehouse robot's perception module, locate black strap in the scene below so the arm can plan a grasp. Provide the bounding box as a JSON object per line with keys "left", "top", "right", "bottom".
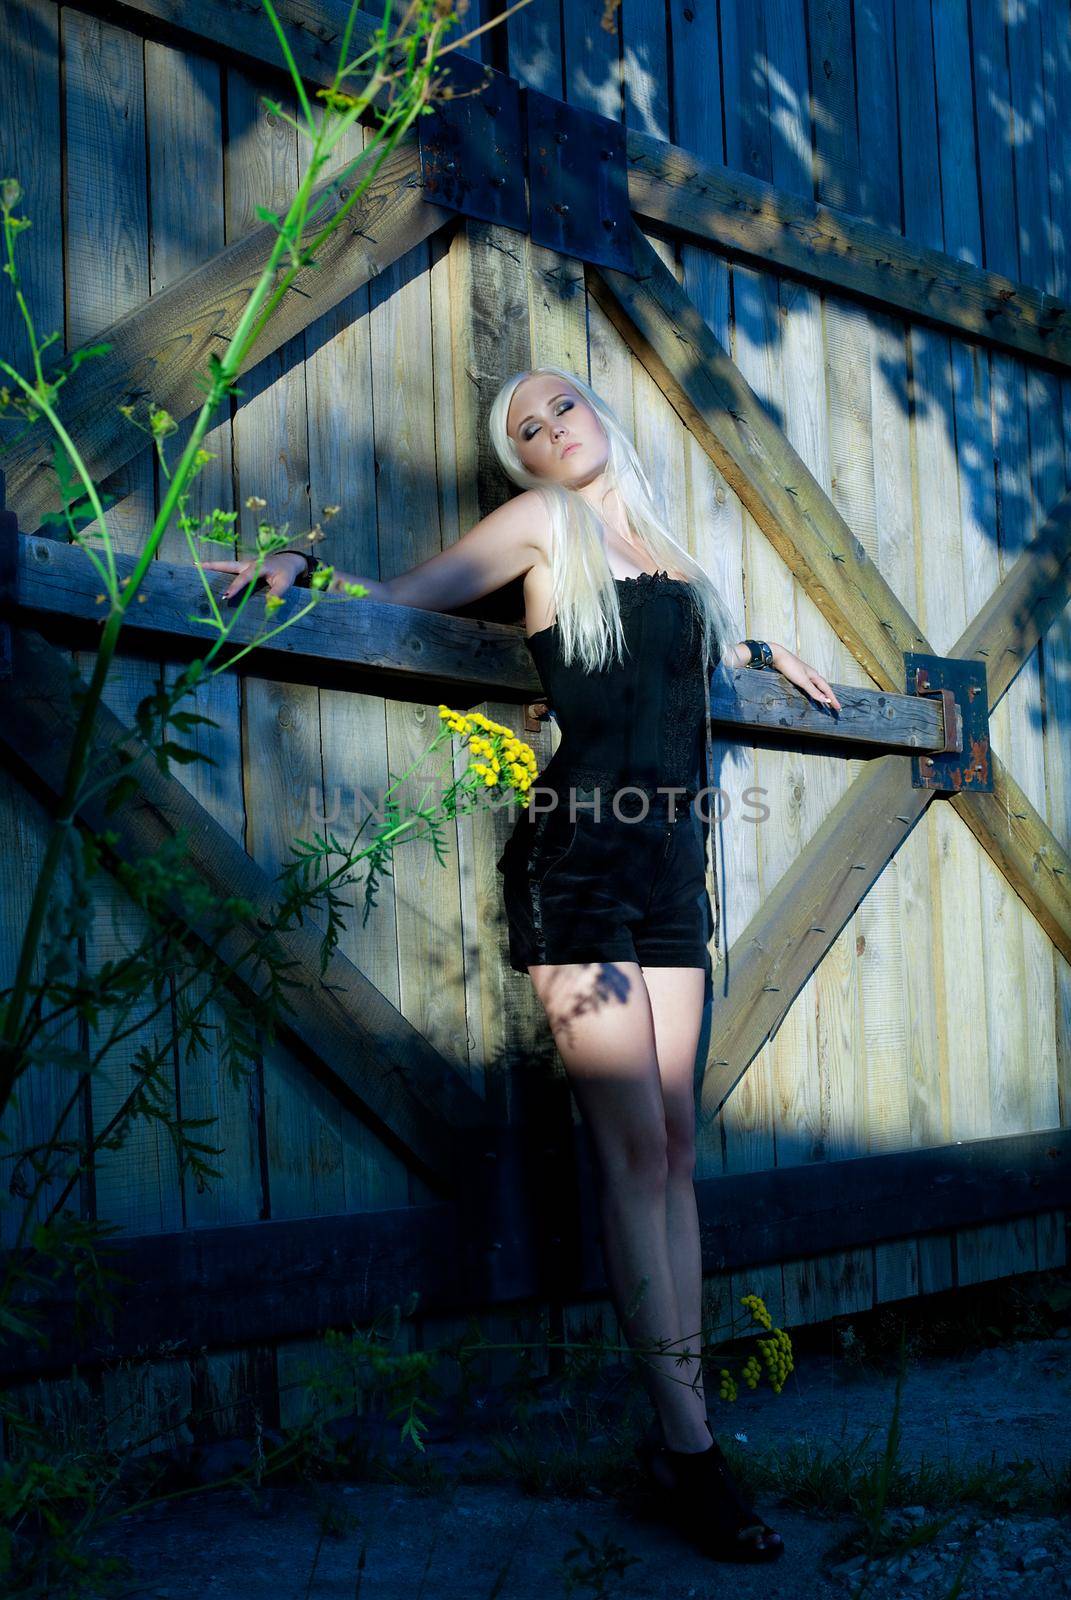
{"left": 280, "top": 547, "right": 315, "bottom": 587}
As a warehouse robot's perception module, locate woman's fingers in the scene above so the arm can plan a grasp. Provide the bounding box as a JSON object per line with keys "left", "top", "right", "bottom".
{"left": 221, "top": 564, "right": 260, "bottom": 601}
{"left": 200, "top": 555, "right": 302, "bottom": 601}
{"left": 808, "top": 672, "right": 841, "bottom": 712}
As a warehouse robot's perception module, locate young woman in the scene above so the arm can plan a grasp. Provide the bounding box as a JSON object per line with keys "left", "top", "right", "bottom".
{"left": 203, "top": 365, "right": 841, "bottom": 1563}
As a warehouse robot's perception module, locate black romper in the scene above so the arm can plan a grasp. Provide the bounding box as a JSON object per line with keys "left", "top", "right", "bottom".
{"left": 495, "top": 569, "right": 716, "bottom": 975}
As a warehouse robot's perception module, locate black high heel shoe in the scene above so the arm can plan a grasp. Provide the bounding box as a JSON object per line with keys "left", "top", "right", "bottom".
{"left": 636, "top": 1422, "right": 785, "bottom": 1564}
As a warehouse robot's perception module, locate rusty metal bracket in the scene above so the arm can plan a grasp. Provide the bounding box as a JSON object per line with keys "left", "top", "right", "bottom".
{"left": 417, "top": 54, "right": 526, "bottom": 232}
{"left": 524, "top": 89, "right": 633, "bottom": 271}
{"left": 903, "top": 650, "right": 992, "bottom": 792}
{"left": 523, "top": 698, "right": 550, "bottom": 734}
{"left": 417, "top": 60, "right": 634, "bottom": 272}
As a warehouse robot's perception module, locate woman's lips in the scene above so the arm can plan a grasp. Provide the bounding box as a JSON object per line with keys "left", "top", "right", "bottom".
{"left": 561, "top": 442, "right": 581, "bottom": 456}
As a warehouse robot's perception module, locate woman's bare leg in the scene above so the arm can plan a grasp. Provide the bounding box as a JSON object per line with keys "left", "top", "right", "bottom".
{"left": 526, "top": 959, "right": 710, "bottom": 1451}
{"left": 639, "top": 964, "right": 708, "bottom": 1423}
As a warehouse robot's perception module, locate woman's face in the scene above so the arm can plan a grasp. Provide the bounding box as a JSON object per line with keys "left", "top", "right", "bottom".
{"left": 506, "top": 375, "right": 609, "bottom": 485}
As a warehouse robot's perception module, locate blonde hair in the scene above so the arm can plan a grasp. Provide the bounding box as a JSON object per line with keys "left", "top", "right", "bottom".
{"left": 488, "top": 363, "right": 738, "bottom": 955}
{"left": 488, "top": 363, "right": 740, "bottom": 678}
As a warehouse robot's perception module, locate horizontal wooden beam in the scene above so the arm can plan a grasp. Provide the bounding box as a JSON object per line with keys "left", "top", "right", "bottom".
{"left": 626, "top": 130, "right": 1071, "bottom": 374}
{"left": 0, "top": 627, "right": 489, "bottom": 1192}
{"left": 7, "top": 1125, "right": 1067, "bottom": 1378}
{"left": 14, "top": 532, "right": 953, "bottom": 754}
{"left": 2, "top": 138, "right": 452, "bottom": 533}
{"left": 70, "top": 0, "right": 1071, "bottom": 376}
{"left": 73, "top": 0, "right": 389, "bottom": 105}
{"left": 16, "top": 533, "right": 536, "bottom": 704}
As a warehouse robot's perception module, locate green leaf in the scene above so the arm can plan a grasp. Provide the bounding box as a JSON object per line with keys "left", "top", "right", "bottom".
{"left": 67, "top": 341, "right": 112, "bottom": 374}
{"left": 168, "top": 711, "right": 220, "bottom": 733}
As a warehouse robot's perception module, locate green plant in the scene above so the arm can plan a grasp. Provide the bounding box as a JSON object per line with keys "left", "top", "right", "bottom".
{"left": 0, "top": 2, "right": 538, "bottom": 1593}
{"left": 561, "top": 1529, "right": 641, "bottom": 1598}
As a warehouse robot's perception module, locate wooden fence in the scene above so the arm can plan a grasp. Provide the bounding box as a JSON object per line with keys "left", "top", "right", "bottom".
{"left": 1, "top": 0, "right": 1068, "bottom": 1426}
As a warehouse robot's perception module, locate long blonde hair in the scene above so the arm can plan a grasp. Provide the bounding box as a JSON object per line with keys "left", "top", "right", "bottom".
{"left": 488, "top": 363, "right": 740, "bottom": 678}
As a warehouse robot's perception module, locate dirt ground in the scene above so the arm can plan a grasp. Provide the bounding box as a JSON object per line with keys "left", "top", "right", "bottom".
{"left": 95, "top": 1326, "right": 1071, "bottom": 1600}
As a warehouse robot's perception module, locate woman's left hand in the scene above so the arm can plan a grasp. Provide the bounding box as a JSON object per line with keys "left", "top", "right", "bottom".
{"left": 772, "top": 646, "right": 842, "bottom": 712}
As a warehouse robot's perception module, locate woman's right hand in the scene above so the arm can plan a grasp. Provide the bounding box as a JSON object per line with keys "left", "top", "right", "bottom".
{"left": 201, "top": 551, "right": 308, "bottom": 602}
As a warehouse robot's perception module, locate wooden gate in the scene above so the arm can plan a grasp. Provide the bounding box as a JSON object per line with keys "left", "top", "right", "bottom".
{"left": 1, "top": 0, "right": 1068, "bottom": 1422}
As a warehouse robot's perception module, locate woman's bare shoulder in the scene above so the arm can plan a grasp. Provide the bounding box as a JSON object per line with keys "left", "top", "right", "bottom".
{"left": 384, "top": 487, "right": 553, "bottom": 613}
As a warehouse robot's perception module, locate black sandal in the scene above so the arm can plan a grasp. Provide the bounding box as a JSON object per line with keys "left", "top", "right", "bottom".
{"left": 636, "top": 1428, "right": 785, "bottom": 1564}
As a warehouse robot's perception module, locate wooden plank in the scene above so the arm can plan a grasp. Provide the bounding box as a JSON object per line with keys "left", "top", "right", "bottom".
{"left": 65, "top": 9, "right": 184, "bottom": 1239}
{"left": 670, "top": 0, "right": 786, "bottom": 1333}
{"left": 301, "top": 109, "right": 414, "bottom": 1217}
{"left": 1039, "top": 0, "right": 1071, "bottom": 1272}
{"left": 2, "top": 136, "right": 451, "bottom": 533}
{"left": 368, "top": 200, "right": 471, "bottom": 1103}
{"left": 719, "top": 0, "right": 800, "bottom": 1317}
{"left": 790, "top": 0, "right": 874, "bottom": 1326}
{"left": 861, "top": 0, "right": 939, "bottom": 1304}
{"left": 0, "top": 0, "right": 75, "bottom": 1251}
{"left": 225, "top": 61, "right": 349, "bottom": 1233}
{"left": 623, "top": 130, "right": 1071, "bottom": 373}
{"left": 0, "top": 629, "right": 487, "bottom": 1187}
{"left": 933, "top": 0, "right": 1040, "bottom": 1292}
{"left": 145, "top": 34, "right": 263, "bottom": 1232}
{"left": 15, "top": 530, "right": 956, "bottom": 751}
{"left": 8, "top": 1125, "right": 1068, "bottom": 1378}
{"left": 68, "top": 0, "right": 387, "bottom": 107}
{"left": 6, "top": 1198, "right": 461, "bottom": 1379}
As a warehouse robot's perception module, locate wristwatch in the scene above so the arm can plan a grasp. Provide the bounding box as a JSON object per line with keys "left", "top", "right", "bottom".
{"left": 744, "top": 638, "right": 774, "bottom": 670}
{"left": 280, "top": 547, "right": 316, "bottom": 588}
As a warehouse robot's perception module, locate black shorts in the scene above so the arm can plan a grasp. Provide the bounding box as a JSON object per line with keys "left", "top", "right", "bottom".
{"left": 495, "top": 790, "right": 714, "bottom": 975}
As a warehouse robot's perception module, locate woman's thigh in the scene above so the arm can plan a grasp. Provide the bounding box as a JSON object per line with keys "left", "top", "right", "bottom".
{"left": 639, "top": 964, "right": 706, "bottom": 1155}
{"left": 525, "top": 959, "right": 671, "bottom": 1175}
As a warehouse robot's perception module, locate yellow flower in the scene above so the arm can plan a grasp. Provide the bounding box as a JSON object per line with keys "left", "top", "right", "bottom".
{"left": 265, "top": 594, "right": 284, "bottom": 614}
{"left": 316, "top": 86, "right": 360, "bottom": 110}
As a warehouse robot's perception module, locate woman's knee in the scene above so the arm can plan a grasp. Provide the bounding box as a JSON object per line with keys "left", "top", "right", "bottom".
{"left": 599, "top": 1127, "right": 670, "bottom": 1191}
{"left": 664, "top": 1116, "right": 696, "bottom": 1180}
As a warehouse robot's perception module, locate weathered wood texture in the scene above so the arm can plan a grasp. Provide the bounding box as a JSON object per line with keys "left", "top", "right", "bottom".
{"left": 15, "top": 528, "right": 959, "bottom": 751}
{"left": 0, "top": 0, "right": 1068, "bottom": 1450}
{"left": 8, "top": 1126, "right": 1068, "bottom": 1381}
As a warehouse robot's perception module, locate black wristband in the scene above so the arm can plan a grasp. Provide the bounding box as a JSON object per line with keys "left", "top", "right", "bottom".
{"left": 744, "top": 638, "right": 773, "bottom": 670}
{"left": 281, "top": 548, "right": 315, "bottom": 588}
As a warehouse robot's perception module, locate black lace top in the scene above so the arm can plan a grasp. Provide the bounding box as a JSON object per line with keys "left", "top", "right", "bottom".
{"left": 525, "top": 569, "right": 709, "bottom": 805}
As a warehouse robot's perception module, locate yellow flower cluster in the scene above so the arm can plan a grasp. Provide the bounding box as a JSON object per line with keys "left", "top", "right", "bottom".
{"left": 755, "top": 1329, "right": 794, "bottom": 1393}
{"left": 717, "top": 1366, "right": 738, "bottom": 1402}
{"left": 740, "top": 1293, "right": 773, "bottom": 1330}
{"left": 437, "top": 707, "right": 538, "bottom": 801}
{"left": 734, "top": 1293, "right": 793, "bottom": 1393}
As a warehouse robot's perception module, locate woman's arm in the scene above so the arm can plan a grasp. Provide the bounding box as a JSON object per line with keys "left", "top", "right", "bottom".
{"left": 734, "top": 638, "right": 842, "bottom": 712}
{"left": 209, "top": 489, "right": 551, "bottom": 608}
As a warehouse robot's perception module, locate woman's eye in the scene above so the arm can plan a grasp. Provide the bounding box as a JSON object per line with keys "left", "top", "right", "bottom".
{"left": 525, "top": 402, "right": 572, "bottom": 441}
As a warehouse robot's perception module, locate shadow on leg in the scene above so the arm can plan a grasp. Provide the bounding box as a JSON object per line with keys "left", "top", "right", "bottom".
{"left": 526, "top": 958, "right": 710, "bottom": 1451}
